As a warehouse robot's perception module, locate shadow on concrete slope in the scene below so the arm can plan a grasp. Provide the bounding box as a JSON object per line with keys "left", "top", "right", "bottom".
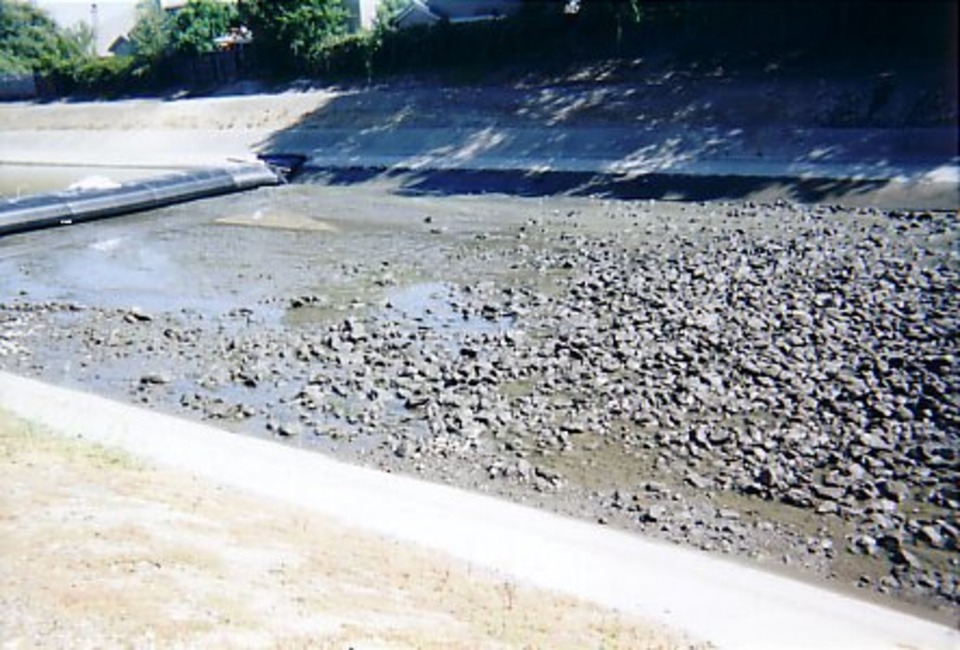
{"left": 299, "top": 166, "right": 899, "bottom": 206}
{"left": 256, "top": 55, "right": 958, "bottom": 209}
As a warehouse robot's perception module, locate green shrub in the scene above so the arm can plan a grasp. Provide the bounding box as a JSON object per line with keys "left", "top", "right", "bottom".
{"left": 128, "top": 0, "right": 172, "bottom": 65}
{"left": 240, "top": 0, "right": 351, "bottom": 74}
{"left": 170, "top": 0, "right": 238, "bottom": 56}
{"left": 0, "top": 0, "right": 90, "bottom": 75}
{"left": 68, "top": 55, "right": 136, "bottom": 94}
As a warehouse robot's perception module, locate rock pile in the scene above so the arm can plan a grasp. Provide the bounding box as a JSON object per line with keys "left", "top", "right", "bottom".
{"left": 1, "top": 200, "right": 956, "bottom": 612}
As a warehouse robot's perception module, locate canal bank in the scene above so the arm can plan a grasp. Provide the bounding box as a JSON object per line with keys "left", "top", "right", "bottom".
{"left": 0, "top": 71, "right": 957, "bottom": 628}
{"left": 0, "top": 178, "right": 957, "bottom": 621}
{"left": 0, "top": 71, "right": 956, "bottom": 210}
{"left": 0, "top": 371, "right": 955, "bottom": 650}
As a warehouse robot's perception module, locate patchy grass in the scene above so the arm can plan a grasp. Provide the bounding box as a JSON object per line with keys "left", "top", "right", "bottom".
{"left": 0, "top": 409, "right": 698, "bottom": 649}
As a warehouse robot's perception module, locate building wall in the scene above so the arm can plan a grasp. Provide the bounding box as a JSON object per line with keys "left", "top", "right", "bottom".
{"left": 357, "top": 0, "right": 381, "bottom": 30}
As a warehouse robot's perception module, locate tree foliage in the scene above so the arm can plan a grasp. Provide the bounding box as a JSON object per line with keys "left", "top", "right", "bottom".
{"left": 128, "top": 0, "right": 172, "bottom": 64}
{"left": 170, "top": 0, "right": 238, "bottom": 56}
{"left": 4, "top": 0, "right": 949, "bottom": 96}
{"left": 0, "top": 0, "right": 89, "bottom": 75}
{"left": 64, "top": 22, "right": 97, "bottom": 59}
{"left": 239, "top": 0, "right": 351, "bottom": 71}
{"left": 372, "top": 0, "right": 410, "bottom": 35}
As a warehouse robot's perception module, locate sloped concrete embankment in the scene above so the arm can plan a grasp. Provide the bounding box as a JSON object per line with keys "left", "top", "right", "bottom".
{"left": 258, "top": 77, "right": 958, "bottom": 209}
{"left": 1, "top": 73, "right": 957, "bottom": 209}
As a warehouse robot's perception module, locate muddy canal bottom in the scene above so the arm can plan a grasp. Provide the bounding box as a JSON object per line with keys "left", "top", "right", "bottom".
{"left": 0, "top": 180, "right": 957, "bottom": 622}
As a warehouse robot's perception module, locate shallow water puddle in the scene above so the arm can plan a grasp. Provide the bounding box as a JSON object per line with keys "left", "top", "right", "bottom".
{"left": 384, "top": 282, "right": 515, "bottom": 335}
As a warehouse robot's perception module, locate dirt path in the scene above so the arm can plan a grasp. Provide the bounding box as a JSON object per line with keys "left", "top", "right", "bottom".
{"left": 0, "top": 408, "right": 688, "bottom": 649}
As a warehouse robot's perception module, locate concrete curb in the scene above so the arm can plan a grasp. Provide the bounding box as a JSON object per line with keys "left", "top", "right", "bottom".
{"left": 0, "top": 371, "right": 955, "bottom": 650}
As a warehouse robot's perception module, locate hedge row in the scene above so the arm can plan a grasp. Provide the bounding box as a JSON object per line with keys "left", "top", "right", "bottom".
{"left": 288, "top": 1, "right": 955, "bottom": 82}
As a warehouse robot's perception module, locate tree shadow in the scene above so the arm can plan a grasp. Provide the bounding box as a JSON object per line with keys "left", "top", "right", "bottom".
{"left": 257, "top": 55, "right": 958, "bottom": 209}
{"left": 298, "top": 166, "right": 897, "bottom": 206}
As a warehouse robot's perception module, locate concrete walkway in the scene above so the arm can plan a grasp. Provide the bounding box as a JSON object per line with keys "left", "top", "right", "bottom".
{"left": 0, "top": 371, "right": 955, "bottom": 650}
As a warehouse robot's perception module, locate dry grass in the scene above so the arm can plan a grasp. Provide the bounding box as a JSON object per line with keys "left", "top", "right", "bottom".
{"left": 0, "top": 410, "right": 695, "bottom": 649}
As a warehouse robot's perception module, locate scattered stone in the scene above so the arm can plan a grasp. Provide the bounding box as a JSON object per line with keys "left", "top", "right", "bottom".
{"left": 918, "top": 525, "right": 946, "bottom": 549}
{"left": 685, "top": 472, "right": 712, "bottom": 490}
{"left": 783, "top": 489, "right": 814, "bottom": 509}
{"left": 124, "top": 308, "right": 153, "bottom": 323}
{"left": 515, "top": 459, "right": 533, "bottom": 481}
{"left": 140, "top": 373, "right": 171, "bottom": 385}
{"left": 891, "top": 547, "right": 922, "bottom": 570}
{"left": 642, "top": 504, "right": 668, "bottom": 523}
{"left": 3, "top": 190, "right": 957, "bottom": 613}
{"left": 812, "top": 484, "right": 846, "bottom": 501}
{"left": 277, "top": 421, "right": 302, "bottom": 438}
{"left": 878, "top": 480, "right": 910, "bottom": 503}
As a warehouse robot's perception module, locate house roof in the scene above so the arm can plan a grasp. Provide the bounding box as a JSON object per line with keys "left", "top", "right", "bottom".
{"left": 160, "top": 0, "right": 235, "bottom": 10}
{"left": 426, "top": 0, "right": 521, "bottom": 21}
{"left": 394, "top": 0, "right": 440, "bottom": 27}
{"left": 393, "top": 0, "right": 521, "bottom": 28}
